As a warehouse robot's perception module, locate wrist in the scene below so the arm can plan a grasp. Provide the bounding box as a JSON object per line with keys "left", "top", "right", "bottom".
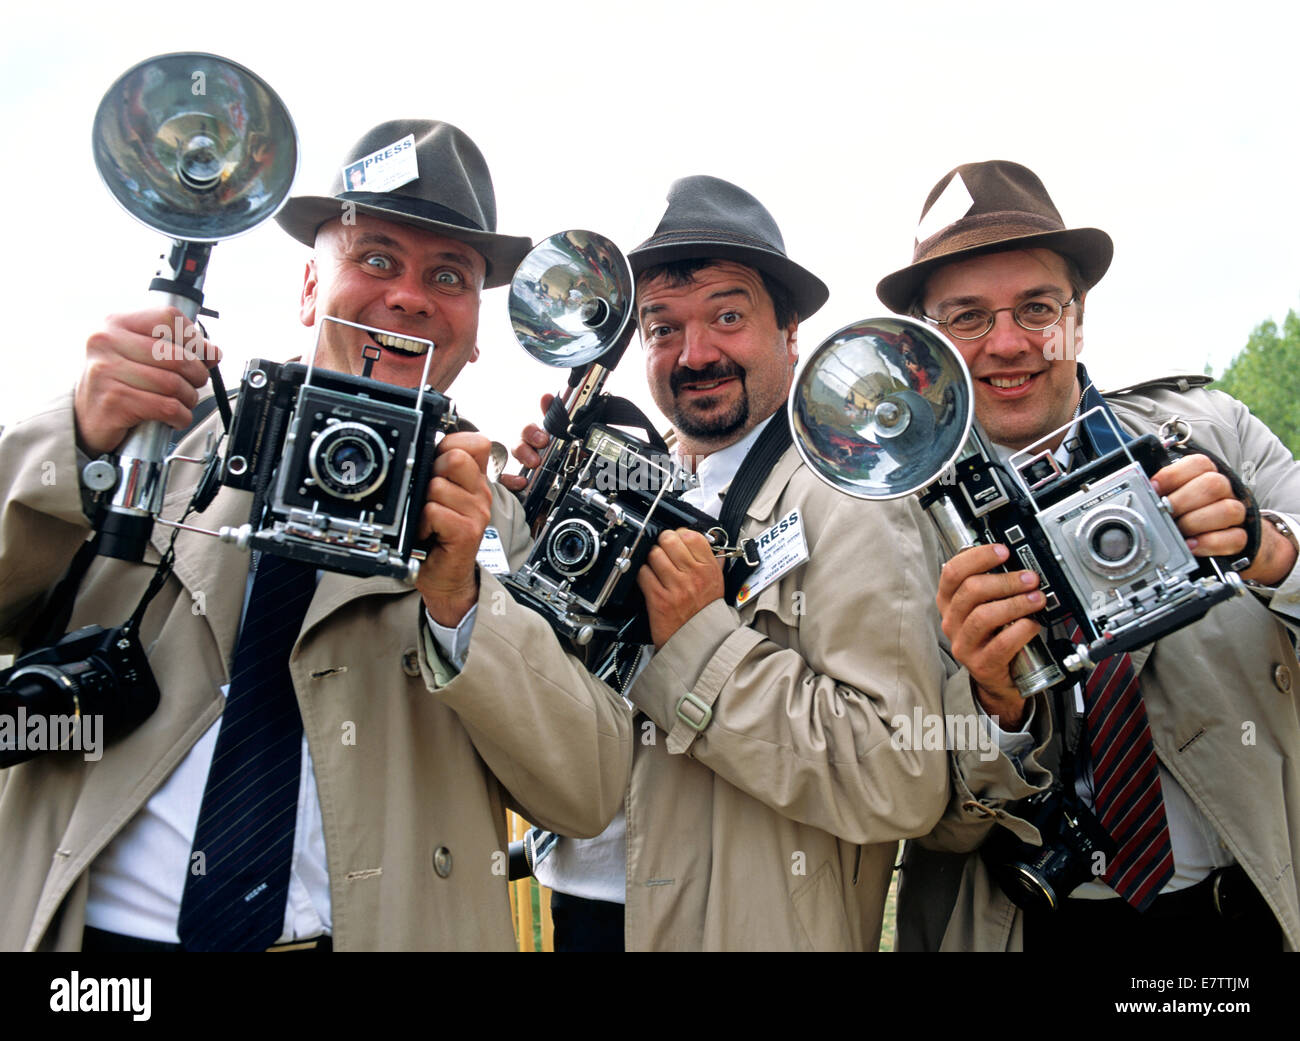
{"left": 420, "top": 571, "right": 480, "bottom": 628}
{"left": 1243, "top": 513, "right": 1298, "bottom": 587}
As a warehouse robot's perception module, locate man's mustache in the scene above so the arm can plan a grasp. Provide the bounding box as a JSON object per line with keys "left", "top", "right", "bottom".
{"left": 670, "top": 362, "right": 745, "bottom": 395}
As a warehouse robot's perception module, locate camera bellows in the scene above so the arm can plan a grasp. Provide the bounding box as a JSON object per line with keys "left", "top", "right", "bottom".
{"left": 178, "top": 553, "right": 316, "bottom": 951}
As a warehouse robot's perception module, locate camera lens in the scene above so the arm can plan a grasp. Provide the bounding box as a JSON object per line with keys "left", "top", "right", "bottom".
{"left": 1079, "top": 506, "right": 1149, "bottom": 578}
{"left": 308, "top": 422, "right": 391, "bottom": 501}
{"left": 547, "top": 519, "right": 601, "bottom": 578}
{"left": 1091, "top": 521, "right": 1134, "bottom": 563}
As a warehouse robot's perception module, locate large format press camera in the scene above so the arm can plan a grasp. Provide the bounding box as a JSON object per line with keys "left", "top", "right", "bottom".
{"left": 789, "top": 316, "right": 1243, "bottom": 698}
{"left": 499, "top": 231, "right": 743, "bottom": 658}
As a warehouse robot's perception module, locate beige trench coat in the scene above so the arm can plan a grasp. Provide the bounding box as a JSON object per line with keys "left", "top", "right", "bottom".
{"left": 0, "top": 392, "right": 631, "bottom": 950}
{"left": 442, "top": 442, "right": 953, "bottom": 950}
{"left": 897, "top": 378, "right": 1300, "bottom": 951}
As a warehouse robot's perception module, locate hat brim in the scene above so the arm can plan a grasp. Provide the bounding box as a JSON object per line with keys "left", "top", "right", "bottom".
{"left": 629, "top": 240, "right": 829, "bottom": 322}
{"left": 275, "top": 195, "right": 533, "bottom": 290}
{"left": 876, "top": 227, "right": 1113, "bottom": 316}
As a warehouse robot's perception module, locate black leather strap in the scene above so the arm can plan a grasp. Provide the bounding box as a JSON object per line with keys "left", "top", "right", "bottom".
{"left": 720, "top": 413, "right": 793, "bottom": 602}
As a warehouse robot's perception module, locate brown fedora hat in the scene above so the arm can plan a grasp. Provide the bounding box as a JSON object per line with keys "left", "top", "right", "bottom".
{"left": 629, "top": 175, "right": 829, "bottom": 321}
{"left": 876, "top": 160, "right": 1113, "bottom": 315}
{"left": 276, "top": 119, "right": 532, "bottom": 289}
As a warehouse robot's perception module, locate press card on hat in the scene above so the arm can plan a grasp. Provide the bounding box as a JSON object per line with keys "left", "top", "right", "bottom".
{"left": 343, "top": 133, "right": 418, "bottom": 193}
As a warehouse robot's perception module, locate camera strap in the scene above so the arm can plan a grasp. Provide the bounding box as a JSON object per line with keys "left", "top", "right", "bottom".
{"left": 33, "top": 395, "right": 230, "bottom": 650}
{"left": 719, "top": 413, "right": 793, "bottom": 603}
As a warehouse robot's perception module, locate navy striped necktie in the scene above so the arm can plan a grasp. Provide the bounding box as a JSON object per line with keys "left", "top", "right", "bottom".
{"left": 178, "top": 551, "right": 316, "bottom": 951}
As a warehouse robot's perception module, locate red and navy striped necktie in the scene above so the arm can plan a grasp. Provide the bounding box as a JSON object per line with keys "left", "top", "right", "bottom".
{"left": 1082, "top": 645, "right": 1175, "bottom": 910}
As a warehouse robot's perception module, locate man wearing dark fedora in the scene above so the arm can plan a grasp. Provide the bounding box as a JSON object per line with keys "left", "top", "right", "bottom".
{"left": 483, "top": 175, "right": 950, "bottom": 950}
{"left": 881, "top": 160, "right": 1300, "bottom": 951}
{"left": 0, "top": 119, "right": 631, "bottom": 950}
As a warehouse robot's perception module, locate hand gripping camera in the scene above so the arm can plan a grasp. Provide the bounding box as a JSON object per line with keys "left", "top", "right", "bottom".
{"left": 789, "top": 317, "right": 1243, "bottom": 697}
{"left": 218, "top": 317, "right": 461, "bottom": 581}
{"left": 500, "top": 231, "right": 736, "bottom": 652}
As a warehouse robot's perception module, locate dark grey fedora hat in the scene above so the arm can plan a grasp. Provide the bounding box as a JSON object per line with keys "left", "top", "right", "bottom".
{"left": 876, "top": 160, "right": 1113, "bottom": 314}
{"left": 628, "top": 175, "right": 828, "bottom": 320}
{"left": 276, "top": 119, "right": 532, "bottom": 289}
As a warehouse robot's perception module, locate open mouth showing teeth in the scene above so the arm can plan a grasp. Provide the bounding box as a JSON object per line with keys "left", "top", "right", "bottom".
{"left": 373, "top": 332, "right": 430, "bottom": 356}
{"left": 986, "top": 374, "right": 1031, "bottom": 389}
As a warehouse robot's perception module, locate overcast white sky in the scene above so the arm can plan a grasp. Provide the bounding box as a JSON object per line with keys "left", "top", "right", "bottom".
{"left": 3, "top": 0, "right": 1298, "bottom": 451}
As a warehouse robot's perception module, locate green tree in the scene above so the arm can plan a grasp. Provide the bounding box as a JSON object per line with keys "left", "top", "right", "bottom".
{"left": 1212, "top": 309, "right": 1300, "bottom": 457}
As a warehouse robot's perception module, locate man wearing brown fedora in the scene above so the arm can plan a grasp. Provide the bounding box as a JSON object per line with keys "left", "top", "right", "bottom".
{"left": 0, "top": 120, "right": 631, "bottom": 950}
{"left": 880, "top": 160, "right": 1300, "bottom": 951}
{"left": 479, "top": 175, "right": 949, "bottom": 950}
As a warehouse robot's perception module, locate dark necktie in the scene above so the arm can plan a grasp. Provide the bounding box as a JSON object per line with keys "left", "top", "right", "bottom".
{"left": 178, "top": 551, "right": 316, "bottom": 951}
{"left": 1081, "top": 643, "right": 1176, "bottom": 910}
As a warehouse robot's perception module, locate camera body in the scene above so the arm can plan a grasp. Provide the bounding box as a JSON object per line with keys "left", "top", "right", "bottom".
{"left": 923, "top": 406, "right": 1240, "bottom": 675}
{"left": 222, "top": 335, "right": 459, "bottom": 581}
{"left": 981, "top": 784, "right": 1117, "bottom": 912}
{"left": 503, "top": 423, "right": 719, "bottom": 647}
{"left": 1, "top": 624, "right": 159, "bottom": 768}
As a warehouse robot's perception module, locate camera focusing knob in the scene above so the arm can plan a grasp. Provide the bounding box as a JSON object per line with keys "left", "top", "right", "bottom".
{"left": 218, "top": 524, "right": 254, "bottom": 550}
{"left": 82, "top": 458, "right": 119, "bottom": 493}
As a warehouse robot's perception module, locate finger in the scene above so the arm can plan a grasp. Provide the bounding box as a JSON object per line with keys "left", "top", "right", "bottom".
{"left": 539, "top": 393, "right": 555, "bottom": 412}
{"left": 512, "top": 439, "right": 542, "bottom": 468}
{"left": 963, "top": 618, "right": 1043, "bottom": 690}
{"left": 523, "top": 424, "right": 551, "bottom": 450}
{"left": 655, "top": 529, "right": 704, "bottom": 570}
{"left": 1183, "top": 526, "right": 1248, "bottom": 559}
{"left": 1150, "top": 453, "right": 1216, "bottom": 495}
{"left": 959, "top": 591, "right": 1045, "bottom": 646}
{"left": 944, "top": 568, "right": 1039, "bottom": 625}
{"left": 636, "top": 562, "right": 668, "bottom": 601}
{"left": 102, "top": 309, "right": 216, "bottom": 387}
{"left": 672, "top": 528, "right": 716, "bottom": 565}
{"left": 937, "top": 544, "right": 1012, "bottom": 604}
{"left": 1163, "top": 471, "right": 1237, "bottom": 523}
{"left": 418, "top": 497, "right": 488, "bottom": 546}
{"left": 1171, "top": 496, "right": 1246, "bottom": 540}
{"left": 498, "top": 472, "right": 527, "bottom": 493}
{"left": 436, "top": 435, "right": 492, "bottom": 475}
{"left": 644, "top": 544, "right": 681, "bottom": 582}
{"left": 426, "top": 472, "right": 492, "bottom": 518}
{"left": 432, "top": 455, "right": 492, "bottom": 503}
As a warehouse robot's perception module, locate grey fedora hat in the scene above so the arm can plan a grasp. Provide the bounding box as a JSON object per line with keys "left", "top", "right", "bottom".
{"left": 628, "top": 175, "right": 829, "bottom": 320}
{"left": 276, "top": 119, "right": 532, "bottom": 288}
{"left": 877, "top": 160, "right": 1113, "bottom": 315}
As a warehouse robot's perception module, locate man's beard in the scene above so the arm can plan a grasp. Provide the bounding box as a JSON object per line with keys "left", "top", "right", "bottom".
{"left": 668, "top": 362, "right": 749, "bottom": 441}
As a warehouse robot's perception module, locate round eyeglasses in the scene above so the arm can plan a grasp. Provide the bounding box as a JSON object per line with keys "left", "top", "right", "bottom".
{"left": 925, "top": 296, "right": 1076, "bottom": 340}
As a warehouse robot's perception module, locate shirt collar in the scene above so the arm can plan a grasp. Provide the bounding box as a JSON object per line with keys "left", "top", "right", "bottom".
{"left": 676, "top": 413, "right": 777, "bottom": 515}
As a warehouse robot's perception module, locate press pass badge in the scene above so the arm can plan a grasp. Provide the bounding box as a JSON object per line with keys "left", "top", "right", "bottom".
{"left": 342, "top": 133, "right": 419, "bottom": 194}
{"left": 475, "top": 526, "right": 511, "bottom": 575}
{"left": 735, "top": 507, "right": 809, "bottom": 606}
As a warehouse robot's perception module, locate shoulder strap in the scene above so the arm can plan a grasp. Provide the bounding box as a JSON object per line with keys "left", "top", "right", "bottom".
{"left": 34, "top": 396, "right": 230, "bottom": 650}
{"left": 719, "top": 413, "right": 793, "bottom": 602}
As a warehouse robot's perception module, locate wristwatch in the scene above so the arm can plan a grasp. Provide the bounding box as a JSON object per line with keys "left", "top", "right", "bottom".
{"left": 1244, "top": 511, "right": 1298, "bottom": 589}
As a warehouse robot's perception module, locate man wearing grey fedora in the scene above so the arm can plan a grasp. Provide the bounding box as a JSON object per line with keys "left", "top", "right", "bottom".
{"left": 487, "top": 175, "right": 950, "bottom": 950}
{"left": 0, "top": 120, "right": 631, "bottom": 950}
{"left": 881, "top": 160, "right": 1300, "bottom": 951}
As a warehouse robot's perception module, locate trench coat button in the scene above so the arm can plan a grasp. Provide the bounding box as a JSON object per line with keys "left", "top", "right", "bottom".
{"left": 433, "top": 846, "right": 453, "bottom": 878}
{"left": 1273, "top": 663, "right": 1293, "bottom": 694}
{"left": 402, "top": 648, "right": 421, "bottom": 677}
